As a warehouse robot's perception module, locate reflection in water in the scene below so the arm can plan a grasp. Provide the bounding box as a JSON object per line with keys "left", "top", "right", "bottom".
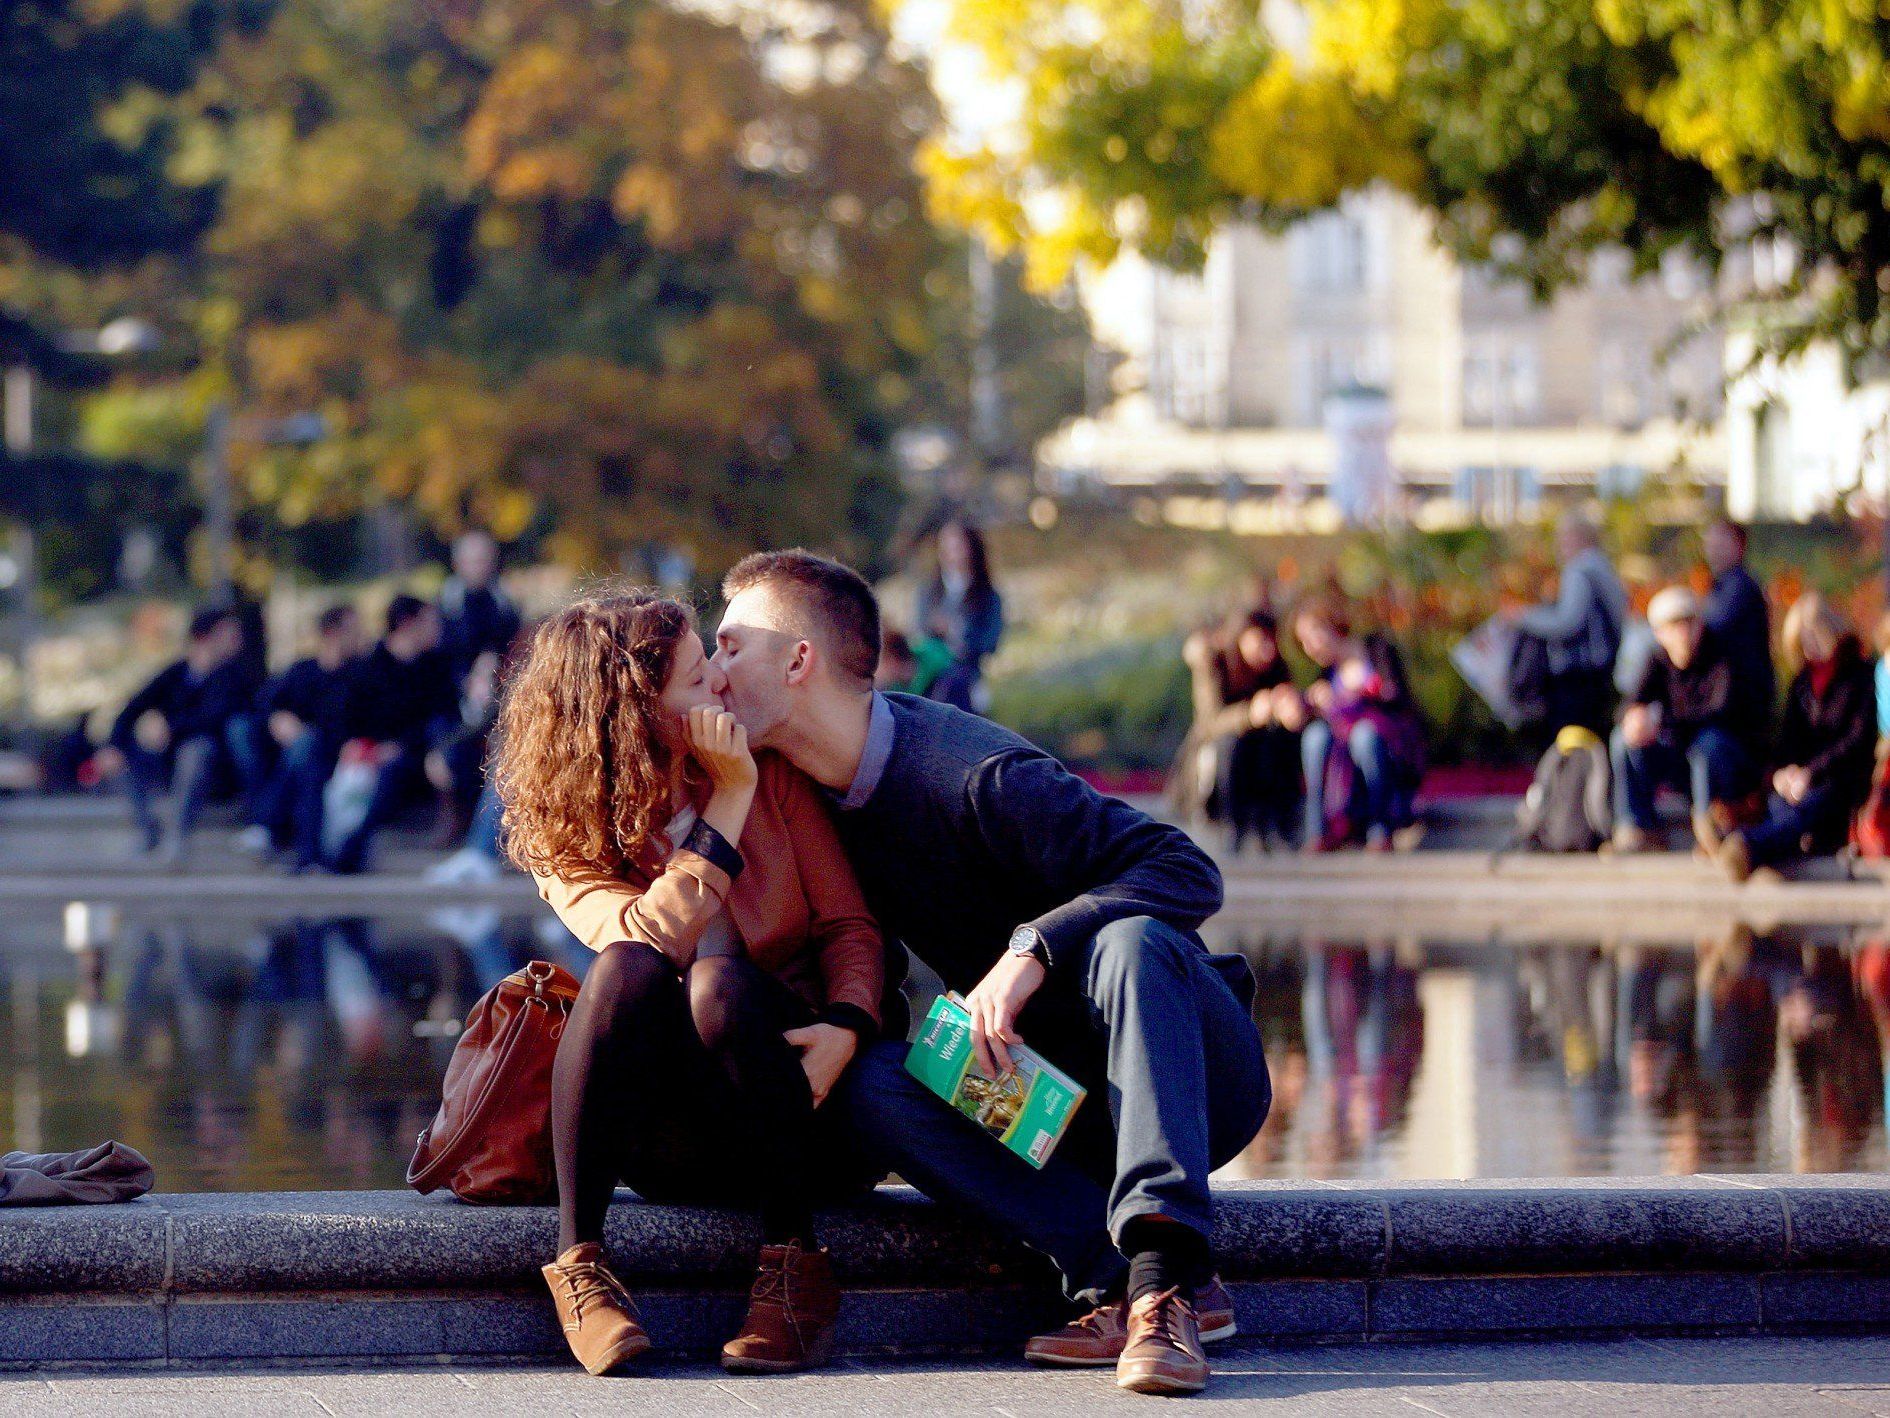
{"left": 1, "top": 910, "right": 594, "bottom": 1192}
{"left": 1218, "top": 926, "right": 1890, "bottom": 1182}
{"left": 4, "top": 915, "right": 1888, "bottom": 1190}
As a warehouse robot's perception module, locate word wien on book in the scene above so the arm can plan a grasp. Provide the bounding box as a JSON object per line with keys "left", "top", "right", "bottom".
{"left": 904, "top": 993, "right": 1086, "bottom": 1168}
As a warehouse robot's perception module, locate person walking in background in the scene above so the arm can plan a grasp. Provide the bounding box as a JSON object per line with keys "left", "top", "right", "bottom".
{"left": 237, "top": 603, "right": 364, "bottom": 860}
{"left": 492, "top": 591, "right": 882, "bottom": 1377}
{"left": 1719, "top": 594, "right": 1876, "bottom": 881}
{"left": 1610, "top": 586, "right": 1764, "bottom": 855}
{"left": 915, "top": 519, "right": 1004, "bottom": 714}
{"left": 1701, "top": 519, "right": 1776, "bottom": 726}
{"left": 94, "top": 607, "right": 247, "bottom": 865}
{"left": 438, "top": 529, "right": 522, "bottom": 684}
{"left": 425, "top": 643, "right": 508, "bottom": 846}
{"left": 1515, "top": 511, "right": 1629, "bottom": 735}
{"left": 1290, "top": 598, "right": 1427, "bottom": 853}
{"left": 1181, "top": 609, "right": 1302, "bottom": 854}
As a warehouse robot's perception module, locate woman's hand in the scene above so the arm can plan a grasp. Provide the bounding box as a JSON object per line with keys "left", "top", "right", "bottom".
{"left": 782, "top": 1022, "right": 857, "bottom": 1106}
{"left": 688, "top": 706, "right": 757, "bottom": 793}
{"left": 689, "top": 706, "right": 756, "bottom": 848}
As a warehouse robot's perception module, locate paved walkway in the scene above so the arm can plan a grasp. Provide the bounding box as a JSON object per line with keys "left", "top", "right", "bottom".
{"left": 7, "top": 1337, "right": 1889, "bottom": 1416}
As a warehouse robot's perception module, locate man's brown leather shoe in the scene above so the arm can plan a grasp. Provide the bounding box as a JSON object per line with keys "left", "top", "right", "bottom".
{"left": 1194, "top": 1274, "right": 1237, "bottom": 1343}
{"left": 1116, "top": 1286, "right": 1209, "bottom": 1395}
{"left": 1024, "top": 1299, "right": 1128, "bottom": 1366}
{"left": 542, "top": 1242, "right": 652, "bottom": 1376}
{"left": 720, "top": 1242, "right": 841, "bottom": 1373}
{"left": 1026, "top": 1276, "right": 1235, "bottom": 1367}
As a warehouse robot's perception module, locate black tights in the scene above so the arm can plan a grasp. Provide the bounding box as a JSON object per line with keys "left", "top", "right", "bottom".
{"left": 551, "top": 942, "right": 818, "bottom": 1254}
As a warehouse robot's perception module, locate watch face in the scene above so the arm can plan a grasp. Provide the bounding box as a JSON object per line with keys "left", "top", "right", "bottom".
{"left": 1008, "top": 927, "right": 1037, "bottom": 954}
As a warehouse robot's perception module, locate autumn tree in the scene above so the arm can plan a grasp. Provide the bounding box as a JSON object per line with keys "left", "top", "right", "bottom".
{"left": 925, "top": 0, "right": 1890, "bottom": 365}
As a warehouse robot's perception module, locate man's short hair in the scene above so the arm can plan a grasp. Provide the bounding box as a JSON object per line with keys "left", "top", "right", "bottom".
{"left": 1710, "top": 518, "right": 1749, "bottom": 555}
{"left": 187, "top": 607, "right": 234, "bottom": 643}
{"left": 386, "top": 593, "right": 432, "bottom": 636}
{"left": 722, "top": 550, "right": 880, "bottom": 687}
{"left": 317, "top": 603, "right": 357, "bottom": 637}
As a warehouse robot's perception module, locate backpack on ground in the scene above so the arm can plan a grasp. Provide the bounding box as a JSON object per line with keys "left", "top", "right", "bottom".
{"left": 1514, "top": 726, "right": 1613, "bottom": 853}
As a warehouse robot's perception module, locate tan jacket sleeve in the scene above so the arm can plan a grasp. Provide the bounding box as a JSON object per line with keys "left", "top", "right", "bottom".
{"left": 770, "top": 760, "right": 884, "bottom": 1025}
{"left": 535, "top": 850, "right": 733, "bottom": 971}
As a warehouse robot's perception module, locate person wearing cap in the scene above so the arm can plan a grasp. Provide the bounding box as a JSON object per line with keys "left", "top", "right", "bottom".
{"left": 1609, "top": 585, "right": 1764, "bottom": 854}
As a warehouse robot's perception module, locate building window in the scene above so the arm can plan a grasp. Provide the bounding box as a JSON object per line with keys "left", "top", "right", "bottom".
{"left": 1291, "top": 212, "right": 1370, "bottom": 294}
{"left": 1463, "top": 334, "right": 1541, "bottom": 426}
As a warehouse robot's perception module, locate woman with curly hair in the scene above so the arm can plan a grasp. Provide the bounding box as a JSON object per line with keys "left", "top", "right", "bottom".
{"left": 491, "top": 589, "right": 882, "bottom": 1377}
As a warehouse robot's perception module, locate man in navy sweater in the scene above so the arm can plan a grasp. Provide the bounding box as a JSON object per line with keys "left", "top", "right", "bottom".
{"left": 712, "top": 551, "right": 1270, "bottom": 1397}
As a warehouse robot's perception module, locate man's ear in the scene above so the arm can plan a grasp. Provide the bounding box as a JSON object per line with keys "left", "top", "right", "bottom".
{"left": 784, "top": 638, "right": 817, "bottom": 689}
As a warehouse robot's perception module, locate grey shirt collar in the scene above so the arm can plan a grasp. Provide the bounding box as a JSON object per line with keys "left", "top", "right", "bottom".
{"left": 833, "top": 691, "right": 896, "bottom": 811}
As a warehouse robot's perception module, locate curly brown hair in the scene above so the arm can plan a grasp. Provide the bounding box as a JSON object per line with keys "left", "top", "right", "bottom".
{"left": 491, "top": 589, "right": 697, "bottom": 880}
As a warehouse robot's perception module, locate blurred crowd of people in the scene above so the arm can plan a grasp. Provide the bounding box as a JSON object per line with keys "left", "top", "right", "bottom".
{"left": 1184, "top": 511, "right": 1890, "bottom": 882}
{"left": 73, "top": 519, "right": 1008, "bottom": 874}
{"left": 88, "top": 530, "right": 520, "bottom": 873}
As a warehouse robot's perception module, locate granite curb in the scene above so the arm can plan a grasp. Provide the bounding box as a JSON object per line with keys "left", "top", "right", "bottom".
{"left": 4, "top": 1176, "right": 1889, "bottom": 1365}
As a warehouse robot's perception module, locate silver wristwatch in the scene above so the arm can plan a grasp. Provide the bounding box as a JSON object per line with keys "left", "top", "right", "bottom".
{"left": 1007, "top": 925, "right": 1049, "bottom": 966}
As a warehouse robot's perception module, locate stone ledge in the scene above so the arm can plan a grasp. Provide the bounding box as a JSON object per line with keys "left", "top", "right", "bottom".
{"left": 3, "top": 1176, "right": 1888, "bottom": 1365}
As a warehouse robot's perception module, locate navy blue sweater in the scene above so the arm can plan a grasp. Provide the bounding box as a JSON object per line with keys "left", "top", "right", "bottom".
{"left": 832, "top": 694, "right": 1225, "bottom": 1002}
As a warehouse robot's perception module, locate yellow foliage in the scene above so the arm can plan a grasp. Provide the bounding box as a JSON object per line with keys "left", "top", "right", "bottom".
{"left": 1208, "top": 56, "right": 1414, "bottom": 207}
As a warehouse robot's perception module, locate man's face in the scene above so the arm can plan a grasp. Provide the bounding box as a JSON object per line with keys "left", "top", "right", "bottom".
{"left": 1655, "top": 616, "right": 1702, "bottom": 669}
{"left": 1703, "top": 524, "right": 1739, "bottom": 576}
{"left": 712, "top": 584, "right": 802, "bottom": 748}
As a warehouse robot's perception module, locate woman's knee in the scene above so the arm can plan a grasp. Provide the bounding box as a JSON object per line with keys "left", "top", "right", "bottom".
{"left": 686, "top": 955, "right": 762, "bottom": 1052}
{"left": 582, "top": 940, "right": 677, "bottom": 1015}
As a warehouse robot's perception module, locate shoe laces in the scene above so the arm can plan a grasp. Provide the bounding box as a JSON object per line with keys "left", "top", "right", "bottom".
{"left": 1138, "top": 1286, "right": 1195, "bottom": 1344}
{"left": 558, "top": 1258, "right": 634, "bottom": 1326}
{"left": 1071, "top": 1302, "right": 1123, "bottom": 1335}
{"left": 748, "top": 1246, "right": 800, "bottom": 1311}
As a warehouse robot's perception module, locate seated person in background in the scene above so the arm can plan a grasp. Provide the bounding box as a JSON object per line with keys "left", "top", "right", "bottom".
{"left": 426, "top": 644, "right": 506, "bottom": 845}
{"left": 1290, "top": 598, "right": 1427, "bottom": 853}
{"left": 238, "top": 603, "right": 363, "bottom": 859}
{"left": 95, "top": 608, "right": 247, "bottom": 864}
{"left": 1701, "top": 518, "right": 1776, "bottom": 735}
{"left": 1719, "top": 594, "right": 1876, "bottom": 880}
{"left": 1514, "top": 512, "right": 1629, "bottom": 736}
{"left": 316, "top": 594, "right": 457, "bottom": 874}
{"left": 1181, "top": 609, "right": 1301, "bottom": 854}
{"left": 873, "top": 625, "right": 950, "bottom": 696}
{"left": 1610, "top": 586, "right": 1764, "bottom": 855}
{"left": 1876, "top": 612, "right": 1890, "bottom": 744}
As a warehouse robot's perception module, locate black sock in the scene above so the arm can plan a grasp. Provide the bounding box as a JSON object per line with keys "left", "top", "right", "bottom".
{"left": 761, "top": 1205, "right": 814, "bottom": 1250}
{"left": 1122, "top": 1219, "right": 1211, "bottom": 1307}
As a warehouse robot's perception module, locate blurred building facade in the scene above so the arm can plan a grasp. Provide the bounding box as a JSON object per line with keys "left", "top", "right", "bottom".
{"left": 1041, "top": 188, "right": 1728, "bottom": 525}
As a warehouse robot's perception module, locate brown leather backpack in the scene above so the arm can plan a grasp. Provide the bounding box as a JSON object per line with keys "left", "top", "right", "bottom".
{"left": 408, "top": 960, "right": 582, "bottom": 1205}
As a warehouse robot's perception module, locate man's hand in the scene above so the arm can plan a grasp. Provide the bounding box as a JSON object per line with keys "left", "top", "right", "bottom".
{"left": 268, "top": 710, "right": 306, "bottom": 747}
{"left": 1774, "top": 764, "right": 1812, "bottom": 804}
{"left": 1622, "top": 704, "right": 1657, "bottom": 750}
{"left": 133, "top": 710, "right": 170, "bottom": 754}
{"left": 963, "top": 950, "right": 1046, "bottom": 1077}
{"left": 782, "top": 1022, "right": 857, "bottom": 1106}
{"left": 92, "top": 746, "right": 126, "bottom": 779}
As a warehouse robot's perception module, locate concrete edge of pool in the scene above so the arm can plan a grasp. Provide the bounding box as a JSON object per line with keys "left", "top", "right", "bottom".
{"left": 4, "top": 1176, "right": 1890, "bottom": 1366}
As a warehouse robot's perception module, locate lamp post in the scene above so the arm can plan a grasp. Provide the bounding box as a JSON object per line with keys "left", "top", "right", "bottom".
{"left": 200, "top": 404, "right": 327, "bottom": 594}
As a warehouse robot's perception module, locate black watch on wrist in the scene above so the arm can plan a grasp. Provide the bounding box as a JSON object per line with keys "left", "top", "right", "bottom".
{"left": 1007, "top": 925, "right": 1049, "bottom": 967}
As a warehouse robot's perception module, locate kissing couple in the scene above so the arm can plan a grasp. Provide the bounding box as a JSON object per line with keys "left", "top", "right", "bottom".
{"left": 492, "top": 550, "right": 1272, "bottom": 1396}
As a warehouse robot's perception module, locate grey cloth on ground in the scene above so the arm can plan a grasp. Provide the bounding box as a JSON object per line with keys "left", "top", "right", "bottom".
{"left": 0, "top": 1141, "right": 155, "bottom": 1206}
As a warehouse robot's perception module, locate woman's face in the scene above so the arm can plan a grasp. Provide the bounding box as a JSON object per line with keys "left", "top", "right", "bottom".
{"left": 1297, "top": 614, "right": 1339, "bottom": 666}
{"left": 939, "top": 523, "right": 972, "bottom": 575}
{"left": 1237, "top": 625, "right": 1278, "bottom": 669}
{"left": 659, "top": 632, "right": 729, "bottom": 724}
{"left": 1801, "top": 620, "right": 1839, "bottom": 666}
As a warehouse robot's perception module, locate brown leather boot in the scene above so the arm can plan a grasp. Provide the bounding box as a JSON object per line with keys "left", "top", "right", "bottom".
{"left": 542, "top": 1242, "right": 652, "bottom": 1376}
{"left": 1116, "top": 1286, "right": 1208, "bottom": 1395}
{"left": 720, "top": 1241, "right": 840, "bottom": 1373}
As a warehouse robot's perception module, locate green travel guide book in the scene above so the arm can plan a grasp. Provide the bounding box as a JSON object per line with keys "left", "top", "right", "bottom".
{"left": 904, "top": 993, "right": 1087, "bottom": 1168}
